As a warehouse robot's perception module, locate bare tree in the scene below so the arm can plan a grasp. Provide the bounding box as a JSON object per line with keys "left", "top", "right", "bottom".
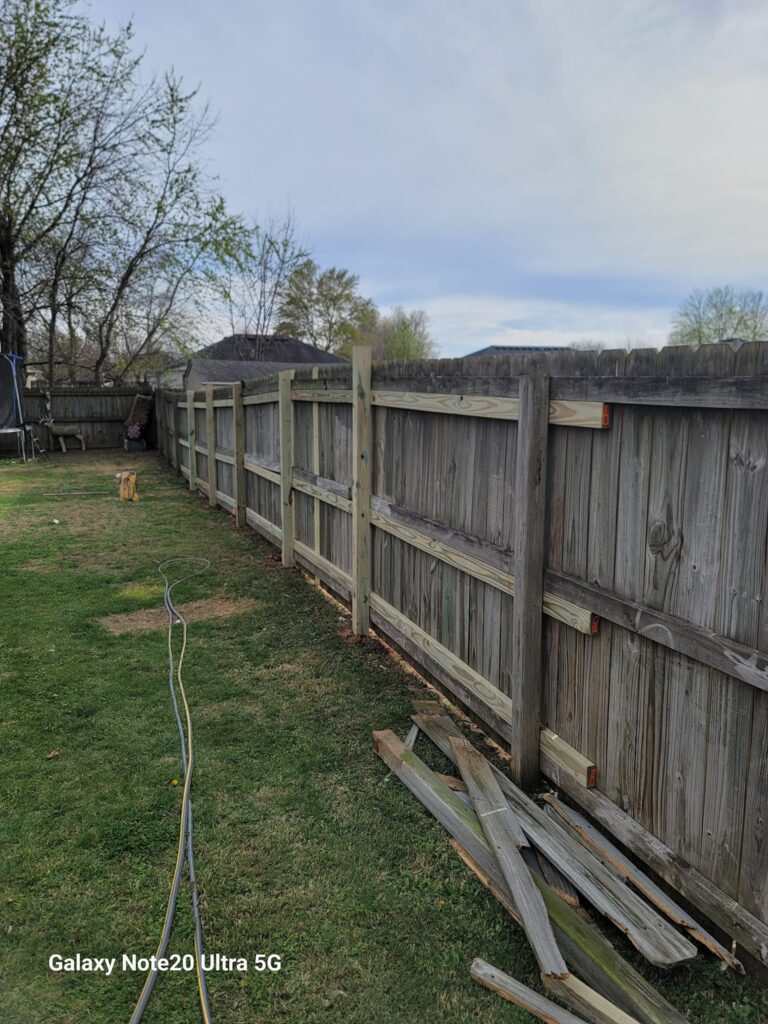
{"left": 670, "top": 286, "right": 768, "bottom": 346}
{"left": 216, "top": 211, "right": 307, "bottom": 340}
{"left": 2, "top": 0, "right": 245, "bottom": 382}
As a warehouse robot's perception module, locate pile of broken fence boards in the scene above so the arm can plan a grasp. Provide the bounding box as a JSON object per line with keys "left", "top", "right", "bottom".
{"left": 375, "top": 709, "right": 743, "bottom": 1024}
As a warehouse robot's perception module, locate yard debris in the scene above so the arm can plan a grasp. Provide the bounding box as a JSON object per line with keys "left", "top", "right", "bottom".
{"left": 471, "top": 959, "right": 589, "bottom": 1024}
{"left": 449, "top": 734, "right": 567, "bottom": 979}
{"left": 412, "top": 712, "right": 697, "bottom": 969}
{"left": 46, "top": 748, "right": 60, "bottom": 760}
{"left": 541, "top": 794, "right": 742, "bottom": 973}
{"left": 373, "top": 714, "right": 700, "bottom": 1024}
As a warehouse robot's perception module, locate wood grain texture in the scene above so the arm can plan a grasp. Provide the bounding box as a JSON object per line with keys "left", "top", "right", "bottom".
{"left": 470, "top": 960, "right": 588, "bottom": 1024}
{"left": 374, "top": 729, "right": 687, "bottom": 1024}
{"left": 543, "top": 976, "right": 641, "bottom": 1024}
{"left": 278, "top": 370, "right": 295, "bottom": 566}
{"left": 370, "top": 500, "right": 594, "bottom": 632}
{"left": 548, "top": 764, "right": 768, "bottom": 966}
{"left": 415, "top": 713, "right": 697, "bottom": 968}
{"left": 540, "top": 729, "right": 596, "bottom": 789}
{"left": 371, "top": 593, "right": 516, "bottom": 726}
{"left": 205, "top": 385, "right": 216, "bottom": 507}
{"left": 450, "top": 737, "right": 567, "bottom": 977}
{"left": 511, "top": 374, "right": 550, "bottom": 786}
{"left": 232, "top": 382, "right": 246, "bottom": 526}
{"left": 185, "top": 390, "right": 197, "bottom": 492}
{"left": 542, "top": 794, "right": 742, "bottom": 971}
{"left": 351, "top": 346, "right": 372, "bottom": 634}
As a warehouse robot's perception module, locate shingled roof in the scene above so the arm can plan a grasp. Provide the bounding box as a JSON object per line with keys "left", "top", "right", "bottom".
{"left": 196, "top": 334, "right": 347, "bottom": 365}
{"left": 465, "top": 344, "right": 567, "bottom": 357}
{"left": 184, "top": 359, "right": 305, "bottom": 390}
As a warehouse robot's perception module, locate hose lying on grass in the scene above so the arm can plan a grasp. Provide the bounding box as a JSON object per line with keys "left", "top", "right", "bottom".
{"left": 129, "top": 557, "right": 213, "bottom": 1024}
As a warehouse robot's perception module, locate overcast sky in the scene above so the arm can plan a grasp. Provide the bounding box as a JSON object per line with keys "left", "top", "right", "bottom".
{"left": 91, "top": 0, "right": 768, "bottom": 356}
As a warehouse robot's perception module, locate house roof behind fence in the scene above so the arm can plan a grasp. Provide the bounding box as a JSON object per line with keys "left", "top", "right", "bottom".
{"left": 185, "top": 359, "right": 304, "bottom": 384}
{"left": 196, "top": 334, "right": 347, "bottom": 365}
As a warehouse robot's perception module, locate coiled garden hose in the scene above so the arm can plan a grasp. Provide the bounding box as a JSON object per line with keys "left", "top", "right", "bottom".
{"left": 129, "top": 557, "right": 213, "bottom": 1024}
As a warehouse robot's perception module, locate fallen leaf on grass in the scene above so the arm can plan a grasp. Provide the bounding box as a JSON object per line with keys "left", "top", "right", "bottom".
{"left": 46, "top": 748, "right": 60, "bottom": 760}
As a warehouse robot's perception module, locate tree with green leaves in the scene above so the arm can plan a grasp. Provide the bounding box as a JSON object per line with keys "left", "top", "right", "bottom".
{"left": 275, "top": 259, "right": 376, "bottom": 352}
{"left": 1, "top": 0, "right": 244, "bottom": 382}
{"left": 669, "top": 286, "right": 768, "bottom": 346}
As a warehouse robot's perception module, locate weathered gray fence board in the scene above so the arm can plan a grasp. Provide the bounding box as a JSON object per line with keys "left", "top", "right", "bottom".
{"left": 20, "top": 388, "right": 150, "bottom": 449}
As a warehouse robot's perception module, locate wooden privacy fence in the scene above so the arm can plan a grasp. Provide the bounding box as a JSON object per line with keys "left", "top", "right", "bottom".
{"left": 21, "top": 387, "right": 151, "bottom": 449}
{"left": 156, "top": 342, "right": 768, "bottom": 965}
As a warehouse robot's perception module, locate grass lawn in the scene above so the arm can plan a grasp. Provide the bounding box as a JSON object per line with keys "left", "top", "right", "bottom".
{"left": 1, "top": 451, "right": 766, "bottom": 1024}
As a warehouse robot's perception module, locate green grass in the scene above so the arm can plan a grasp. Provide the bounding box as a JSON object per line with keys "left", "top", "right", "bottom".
{"left": 0, "top": 451, "right": 766, "bottom": 1023}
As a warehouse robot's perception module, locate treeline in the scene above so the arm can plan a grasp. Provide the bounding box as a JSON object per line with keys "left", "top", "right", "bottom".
{"left": 0, "top": 0, "right": 434, "bottom": 384}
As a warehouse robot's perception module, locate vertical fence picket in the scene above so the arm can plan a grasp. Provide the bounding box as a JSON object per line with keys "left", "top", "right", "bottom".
{"left": 279, "top": 370, "right": 295, "bottom": 566}
{"left": 205, "top": 385, "right": 216, "bottom": 508}
{"left": 187, "top": 390, "right": 196, "bottom": 492}
{"left": 232, "top": 381, "right": 246, "bottom": 526}
{"left": 351, "top": 346, "right": 372, "bottom": 635}
{"left": 312, "top": 366, "right": 321, "bottom": 577}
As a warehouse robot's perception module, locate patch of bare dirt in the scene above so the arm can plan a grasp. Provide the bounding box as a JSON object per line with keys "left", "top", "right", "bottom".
{"left": 96, "top": 596, "right": 257, "bottom": 635}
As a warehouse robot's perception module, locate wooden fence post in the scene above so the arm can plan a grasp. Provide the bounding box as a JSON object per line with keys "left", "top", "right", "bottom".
{"left": 351, "top": 346, "right": 372, "bottom": 635}
{"left": 186, "top": 390, "right": 196, "bottom": 492}
{"left": 205, "top": 384, "right": 216, "bottom": 508}
{"left": 279, "top": 370, "right": 295, "bottom": 566}
{"left": 232, "top": 381, "right": 246, "bottom": 526}
{"left": 510, "top": 373, "right": 550, "bottom": 787}
{"left": 312, "top": 366, "right": 321, "bottom": 578}
{"left": 156, "top": 390, "right": 164, "bottom": 459}
{"left": 173, "top": 397, "right": 181, "bottom": 470}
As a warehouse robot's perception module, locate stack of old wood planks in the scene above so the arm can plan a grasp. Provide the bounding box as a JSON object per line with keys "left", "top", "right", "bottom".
{"left": 374, "top": 707, "right": 743, "bottom": 1024}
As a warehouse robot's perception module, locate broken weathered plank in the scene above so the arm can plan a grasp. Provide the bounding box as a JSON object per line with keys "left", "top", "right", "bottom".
{"left": 544, "top": 975, "right": 641, "bottom": 1024}
{"left": 449, "top": 736, "right": 529, "bottom": 849}
{"left": 545, "top": 766, "right": 768, "bottom": 968}
{"left": 536, "top": 851, "right": 581, "bottom": 909}
{"left": 542, "top": 795, "right": 742, "bottom": 972}
{"left": 450, "top": 840, "right": 686, "bottom": 1024}
{"left": 434, "top": 771, "right": 467, "bottom": 793}
{"left": 373, "top": 729, "right": 688, "bottom": 1024}
{"left": 450, "top": 736, "right": 566, "bottom": 977}
{"left": 412, "top": 713, "right": 697, "bottom": 968}
{"left": 470, "top": 959, "right": 590, "bottom": 1024}
{"left": 403, "top": 723, "right": 419, "bottom": 751}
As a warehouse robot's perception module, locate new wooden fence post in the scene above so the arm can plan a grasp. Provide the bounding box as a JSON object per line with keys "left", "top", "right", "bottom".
{"left": 511, "top": 373, "right": 550, "bottom": 788}
{"left": 232, "top": 381, "right": 246, "bottom": 526}
{"left": 351, "top": 345, "right": 372, "bottom": 635}
{"left": 205, "top": 384, "right": 216, "bottom": 508}
{"left": 186, "top": 390, "right": 197, "bottom": 492}
{"left": 279, "top": 369, "right": 295, "bottom": 566}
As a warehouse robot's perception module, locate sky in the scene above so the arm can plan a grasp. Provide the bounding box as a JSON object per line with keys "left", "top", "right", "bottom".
{"left": 91, "top": 0, "right": 768, "bottom": 357}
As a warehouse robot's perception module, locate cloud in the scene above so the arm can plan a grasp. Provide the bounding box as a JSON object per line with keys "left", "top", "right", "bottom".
{"left": 400, "top": 294, "right": 671, "bottom": 357}
{"left": 93, "top": 0, "right": 768, "bottom": 346}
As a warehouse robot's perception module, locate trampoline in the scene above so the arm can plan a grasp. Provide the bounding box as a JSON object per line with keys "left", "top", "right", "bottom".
{"left": 0, "top": 354, "right": 31, "bottom": 460}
